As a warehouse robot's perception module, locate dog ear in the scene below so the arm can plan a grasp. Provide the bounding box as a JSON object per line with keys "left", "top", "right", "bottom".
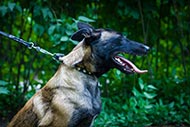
{"left": 71, "top": 22, "right": 94, "bottom": 42}
{"left": 71, "top": 28, "right": 92, "bottom": 42}
{"left": 71, "top": 23, "right": 101, "bottom": 44}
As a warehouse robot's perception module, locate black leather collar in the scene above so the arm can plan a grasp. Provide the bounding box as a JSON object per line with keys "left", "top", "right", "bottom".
{"left": 75, "top": 66, "right": 93, "bottom": 75}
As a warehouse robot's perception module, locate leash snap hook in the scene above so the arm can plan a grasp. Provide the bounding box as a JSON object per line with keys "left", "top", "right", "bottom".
{"left": 28, "top": 42, "right": 34, "bottom": 49}
{"left": 53, "top": 53, "right": 64, "bottom": 62}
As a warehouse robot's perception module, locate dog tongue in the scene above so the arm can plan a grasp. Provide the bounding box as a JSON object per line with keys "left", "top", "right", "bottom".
{"left": 115, "top": 56, "right": 148, "bottom": 74}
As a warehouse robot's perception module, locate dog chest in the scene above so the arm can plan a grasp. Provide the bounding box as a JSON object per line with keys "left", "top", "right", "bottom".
{"left": 67, "top": 77, "right": 101, "bottom": 127}
{"left": 47, "top": 66, "right": 102, "bottom": 126}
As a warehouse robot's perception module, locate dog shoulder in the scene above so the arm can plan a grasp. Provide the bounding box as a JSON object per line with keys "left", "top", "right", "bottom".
{"left": 8, "top": 96, "right": 38, "bottom": 127}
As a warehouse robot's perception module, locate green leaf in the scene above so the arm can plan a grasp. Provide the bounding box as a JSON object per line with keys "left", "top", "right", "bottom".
{"left": 33, "top": 5, "right": 41, "bottom": 17}
{"left": 143, "top": 92, "right": 157, "bottom": 99}
{"left": 41, "top": 7, "right": 49, "bottom": 19}
{"left": 41, "top": 7, "right": 53, "bottom": 20}
{"left": 65, "top": 29, "right": 74, "bottom": 36}
{"left": 78, "top": 16, "right": 95, "bottom": 22}
{"left": 132, "top": 87, "right": 142, "bottom": 97}
{"left": 138, "top": 78, "right": 144, "bottom": 90}
{"left": 8, "top": 2, "right": 16, "bottom": 11}
{"left": 60, "top": 36, "right": 69, "bottom": 42}
{"left": 33, "top": 24, "right": 45, "bottom": 36}
{"left": 48, "top": 25, "right": 56, "bottom": 35}
{"left": 0, "top": 80, "right": 8, "bottom": 86}
{"left": 0, "top": 6, "right": 8, "bottom": 16}
{"left": 0, "top": 87, "right": 9, "bottom": 94}
{"left": 145, "top": 105, "right": 153, "bottom": 109}
{"left": 70, "top": 39, "right": 79, "bottom": 45}
{"left": 130, "top": 10, "right": 139, "bottom": 19}
{"left": 147, "top": 85, "right": 157, "bottom": 90}
{"left": 129, "top": 97, "right": 137, "bottom": 107}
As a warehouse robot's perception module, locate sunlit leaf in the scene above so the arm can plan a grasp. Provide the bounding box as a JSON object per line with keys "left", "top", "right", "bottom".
{"left": 147, "top": 85, "right": 157, "bottom": 90}
{"left": 0, "top": 87, "right": 9, "bottom": 94}
{"left": 60, "top": 36, "right": 69, "bottom": 42}
{"left": 143, "top": 92, "right": 157, "bottom": 99}
{"left": 8, "top": 2, "right": 16, "bottom": 11}
{"left": 78, "top": 16, "right": 95, "bottom": 22}
{"left": 0, "top": 80, "right": 8, "bottom": 86}
{"left": 145, "top": 105, "right": 153, "bottom": 109}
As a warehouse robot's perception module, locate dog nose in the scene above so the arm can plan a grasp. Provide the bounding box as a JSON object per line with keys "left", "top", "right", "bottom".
{"left": 144, "top": 45, "right": 150, "bottom": 52}
{"left": 140, "top": 45, "right": 150, "bottom": 54}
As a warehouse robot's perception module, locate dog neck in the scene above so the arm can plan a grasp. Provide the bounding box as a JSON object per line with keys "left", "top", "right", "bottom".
{"left": 59, "top": 40, "right": 112, "bottom": 77}
{"left": 59, "top": 41, "right": 97, "bottom": 76}
{"left": 75, "top": 64, "right": 93, "bottom": 75}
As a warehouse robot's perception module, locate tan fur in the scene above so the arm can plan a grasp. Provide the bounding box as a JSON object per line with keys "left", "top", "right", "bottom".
{"left": 60, "top": 40, "right": 96, "bottom": 73}
{"left": 8, "top": 40, "right": 100, "bottom": 127}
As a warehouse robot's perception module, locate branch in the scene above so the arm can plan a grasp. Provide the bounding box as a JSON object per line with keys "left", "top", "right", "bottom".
{"left": 138, "top": 0, "right": 147, "bottom": 43}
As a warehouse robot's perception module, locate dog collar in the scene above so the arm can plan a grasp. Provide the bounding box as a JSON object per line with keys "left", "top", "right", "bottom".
{"left": 75, "top": 66, "right": 93, "bottom": 75}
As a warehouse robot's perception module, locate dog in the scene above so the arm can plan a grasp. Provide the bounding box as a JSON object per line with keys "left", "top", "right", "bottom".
{"left": 8, "top": 22, "right": 149, "bottom": 127}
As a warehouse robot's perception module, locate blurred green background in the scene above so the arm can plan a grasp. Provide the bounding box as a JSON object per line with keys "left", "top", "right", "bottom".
{"left": 0, "top": 0, "right": 190, "bottom": 127}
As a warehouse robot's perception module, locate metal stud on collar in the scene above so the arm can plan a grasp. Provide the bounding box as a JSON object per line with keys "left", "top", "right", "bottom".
{"left": 76, "top": 67, "right": 92, "bottom": 75}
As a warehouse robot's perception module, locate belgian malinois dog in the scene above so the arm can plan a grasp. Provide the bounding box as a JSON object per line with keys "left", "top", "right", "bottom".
{"left": 8, "top": 22, "right": 149, "bottom": 127}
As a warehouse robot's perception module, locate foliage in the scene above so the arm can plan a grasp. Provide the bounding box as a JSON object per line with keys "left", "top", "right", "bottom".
{"left": 94, "top": 78, "right": 190, "bottom": 127}
{"left": 0, "top": 0, "right": 190, "bottom": 126}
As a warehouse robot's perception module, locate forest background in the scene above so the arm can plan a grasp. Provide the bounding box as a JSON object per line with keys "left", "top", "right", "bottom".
{"left": 0, "top": 0, "right": 190, "bottom": 126}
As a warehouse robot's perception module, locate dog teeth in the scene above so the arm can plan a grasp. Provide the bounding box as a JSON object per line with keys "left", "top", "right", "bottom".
{"left": 115, "top": 58, "right": 126, "bottom": 66}
{"left": 115, "top": 58, "right": 122, "bottom": 64}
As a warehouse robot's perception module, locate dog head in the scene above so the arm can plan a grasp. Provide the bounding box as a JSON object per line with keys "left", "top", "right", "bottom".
{"left": 61, "top": 22, "right": 149, "bottom": 77}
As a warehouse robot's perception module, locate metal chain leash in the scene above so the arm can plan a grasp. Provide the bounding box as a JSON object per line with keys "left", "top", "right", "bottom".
{"left": 0, "top": 30, "right": 64, "bottom": 62}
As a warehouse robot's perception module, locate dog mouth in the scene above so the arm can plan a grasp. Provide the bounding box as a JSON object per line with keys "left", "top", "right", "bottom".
{"left": 112, "top": 54, "right": 148, "bottom": 74}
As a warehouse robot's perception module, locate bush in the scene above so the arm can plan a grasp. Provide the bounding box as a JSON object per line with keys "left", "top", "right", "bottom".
{"left": 94, "top": 78, "right": 190, "bottom": 127}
